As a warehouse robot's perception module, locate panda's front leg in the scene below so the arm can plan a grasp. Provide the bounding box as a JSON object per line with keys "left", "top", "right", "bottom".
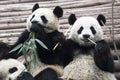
{"left": 52, "top": 32, "right": 65, "bottom": 44}
{"left": 94, "top": 40, "right": 114, "bottom": 73}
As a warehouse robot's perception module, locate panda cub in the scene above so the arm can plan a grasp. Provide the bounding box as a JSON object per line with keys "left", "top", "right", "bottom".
{"left": 0, "top": 42, "right": 33, "bottom": 80}
{"left": 0, "top": 59, "right": 34, "bottom": 80}
{"left": 60, "top": 14, "right": 117, "bottom": 80}
{"left": 10, "top": 3, "right": 67, "bottom": 80}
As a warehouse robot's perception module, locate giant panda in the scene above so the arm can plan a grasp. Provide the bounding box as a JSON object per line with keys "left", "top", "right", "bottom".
{"left": 58, "top": 14, "right": 117, "bottom": 80}
{"left": 0, "top": 59, "right": 34, "bottom": 80}
{"left": 10, "top": 3, "right": 71, "bottom": 80}
{"left": 11, "top": 3, "right": 65, "bottom": 63}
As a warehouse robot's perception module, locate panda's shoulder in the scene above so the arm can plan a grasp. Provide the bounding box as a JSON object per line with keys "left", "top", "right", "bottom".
{"left": 47, "top": 30, "right": 64, "bottom": 37}
{"left": 63, "top": 39, "right": 79, "bottom": 49}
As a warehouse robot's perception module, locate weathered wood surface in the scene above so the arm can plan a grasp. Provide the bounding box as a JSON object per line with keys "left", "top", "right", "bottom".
{"left": 0, "top": 0, "right": 120, "bottom": 79}
{"left": 0, "top": 0, "right": 120, "bottom": 45}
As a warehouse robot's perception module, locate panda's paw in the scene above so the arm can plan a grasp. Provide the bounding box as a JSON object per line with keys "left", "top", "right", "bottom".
{"left": 30, "top": 23, "right": 44, "bottom": 33}
{"left": 95, "top": 40, "right": 110, "bottom": 54}
{"left": 34, "top": 68, "right": 61, "bottom": 80}
{"left": 30, "top": 26, "right": 38, "bottom": 32}
{"left": 53, "top": 34, "right": 65, "bottom": 43}
{"left": 30, "top": 26, "right": 41, "bottom": 32}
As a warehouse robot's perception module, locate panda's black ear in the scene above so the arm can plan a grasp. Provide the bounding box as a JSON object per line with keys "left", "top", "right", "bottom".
{"left": 97, "top": 14, "right": 106, "bottom": 26}
{"left": 53, "top": 6, "right": 63, "bottom": 18}
{"left": 32, "top": 3, "right": 39, "bottom": 12}
{"left": 68, "top": 14, "right": 77, "bottom": 25}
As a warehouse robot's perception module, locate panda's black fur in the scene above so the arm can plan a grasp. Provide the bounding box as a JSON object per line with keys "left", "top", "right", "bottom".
{"left": 0, "top": 42, "right": 10, "bottom": 60}
{"left": 34, "top": 68, "right": 63, "bottom": 80}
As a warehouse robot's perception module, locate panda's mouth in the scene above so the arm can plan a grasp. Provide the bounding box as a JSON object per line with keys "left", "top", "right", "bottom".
{"left": 33, "top": 21, "right": 54, "bottom": 31}
{"left": 81, "top": 38, "right": 96, "bottom": 45}
{"left": 81, "top": 38, "right": 89, "bottom": 42}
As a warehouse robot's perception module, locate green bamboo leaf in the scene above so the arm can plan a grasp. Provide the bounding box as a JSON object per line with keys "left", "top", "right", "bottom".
{"left": 25, "top": 42, "right": 31, "bottom": 52}
{"left": 30, "top": 39, "right": 36, "bottom": 48}
{"left": 22, "top": 45, "right": 26, "bottom": 53}
{"left": 22, "top": 45, "right": 29, "bottom": 63}
{"left": 9, "top": 44, "right": 23, "bottom": 53}
{"left": 18, "top": 47, "right": 23, "bottom": 54}
{"left": 9, "top": 32, "right": 41, "bottom": 70}
{"left": 35, "top": 39, "right": 49, "bottom": 50}
{"left": 31, "top": 47, "right": 38, "bottom": 64}
{"left": 28, "top": 48, "right": 36, "bottom": 64}
{"left": 18, "top": 43, "right": 27, "bottom": 54}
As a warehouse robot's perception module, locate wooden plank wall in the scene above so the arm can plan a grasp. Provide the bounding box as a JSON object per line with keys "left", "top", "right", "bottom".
{"left": 0, "top": 0, "right": 120, "bottom": 44}
{"left": 0, "top": 0, "right": 120, "bottom": 79}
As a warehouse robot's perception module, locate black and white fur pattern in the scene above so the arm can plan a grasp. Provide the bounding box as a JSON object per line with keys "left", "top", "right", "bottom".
{"left": 10, "top": 3, "right": 65, "bottom": 60}
{"left": 26, "top": 5, "right": 62, "bottom": 33}
{"left": 10, "top": 3, "right": 67, "bottom": 80}
{"left": 0, "top": 59, "right": 34, "bottom": 80}
{"left": 60, "top": 14, "right": 116, "bottom": 80}
{"left": 0, "top": 42, "right": 61, "bottom": 80}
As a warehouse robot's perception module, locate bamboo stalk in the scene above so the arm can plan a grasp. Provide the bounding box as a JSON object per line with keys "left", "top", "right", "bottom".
{"left": 111, "top": 0, "right": 120, "bottom": 62}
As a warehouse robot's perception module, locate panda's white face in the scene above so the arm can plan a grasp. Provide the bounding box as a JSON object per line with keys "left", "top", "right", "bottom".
{"left": 0, "top": 59, "right": 27, "bottom": 80}
{"left": 26, "top": 8, "right": 59, "bottom": 33}
{"left": 69, "top": 17, "right": 103, "bottom": 46}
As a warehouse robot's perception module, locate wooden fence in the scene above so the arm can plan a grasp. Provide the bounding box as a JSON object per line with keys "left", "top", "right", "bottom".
{"left": 0, "top": 0, "right": 120, "bottom": 79}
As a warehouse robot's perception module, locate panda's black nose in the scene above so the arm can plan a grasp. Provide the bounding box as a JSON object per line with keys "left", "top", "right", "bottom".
{"left": 83, "top": 34, "right": 90, "bottom": 39}
{"left": 31, "top": 21, "right": 38, "bottom": 24}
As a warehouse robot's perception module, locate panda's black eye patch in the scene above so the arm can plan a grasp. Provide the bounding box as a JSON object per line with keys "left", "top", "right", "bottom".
{"left": 41, "top": 15, "right": 48, "bottom": 24}
{"left": 9, "top": 67, "right": 18, "bottom": 73}
{"left": 77, "top": 26, "right": 83, "bottom": 34}
{"left": 90, "top": 26, "right": 96, "bottom": 34}
{"left": 30, "top": 15, "right": 35, "bottom": 21}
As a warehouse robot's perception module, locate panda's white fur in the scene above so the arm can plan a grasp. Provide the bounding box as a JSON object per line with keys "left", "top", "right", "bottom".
{"left": 18, "top": 55, "right": 63, "bottom": 77}
{"left": 61, "top": 14, "right": 117, "bottom": 80}
{"left": 69, "top": 17, "right": 103, "bottom": 46}
{"left": 62, "top": 54, "right": 116, "bottom": 80}
{"left": 26, "top": 8, "right": 59, "bottom": 33}
{"left": 0, "top": 59, "right": 27, "bottom": 80}
{"left": 29, "top": 61, "right": 63, "bottom": 77}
